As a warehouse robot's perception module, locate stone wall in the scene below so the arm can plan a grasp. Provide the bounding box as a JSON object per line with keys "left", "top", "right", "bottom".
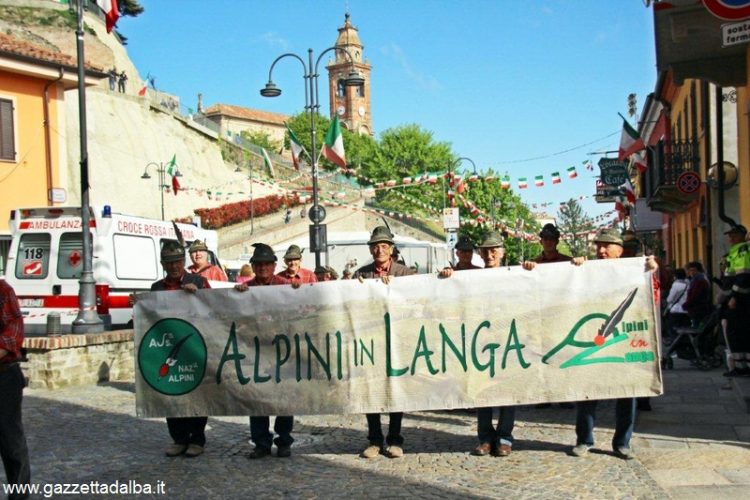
{"left": 23, "top": 330, "right": 134, "bottom": 389}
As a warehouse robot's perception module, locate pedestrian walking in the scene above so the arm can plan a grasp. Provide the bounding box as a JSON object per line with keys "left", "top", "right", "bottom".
{"left": 0, "top": 279, "right": 31, "bottom": 500}
{"left": 723, "top": 224, "right": 750, "bottom": 377}
{"left": 118, "top": 70, "right": 127, "bottom": 93}
{"left": 108, "top": 67, "right": 117, "bottom": 91}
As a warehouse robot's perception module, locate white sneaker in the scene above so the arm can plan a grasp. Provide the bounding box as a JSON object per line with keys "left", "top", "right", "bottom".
{"left": 571, "top": 444, "right": 590, "bottom": 457}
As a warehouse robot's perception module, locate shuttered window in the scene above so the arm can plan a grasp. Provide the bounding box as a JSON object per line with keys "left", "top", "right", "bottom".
{"left": 0, "top": 98, "right": 15, "bottom": 161}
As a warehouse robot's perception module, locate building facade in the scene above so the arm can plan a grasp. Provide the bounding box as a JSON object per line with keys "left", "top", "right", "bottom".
{"left": 326, "top": 13, "right": 373, "bottom": 135}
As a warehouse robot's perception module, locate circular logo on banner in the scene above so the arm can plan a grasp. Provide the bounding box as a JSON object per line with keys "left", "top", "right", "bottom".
{"left": 676, "top": 171, "right": 702, "bottom": 194}
{"left": 138, "top": 318, "right": 207, "bottom": 396}
{"left": 703, "top": 0, "right": 750, "bottom": 20}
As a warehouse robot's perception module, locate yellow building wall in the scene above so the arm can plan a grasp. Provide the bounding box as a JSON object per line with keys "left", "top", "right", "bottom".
{"left": 0, "top": 70, "right": 62, "bottom": 233}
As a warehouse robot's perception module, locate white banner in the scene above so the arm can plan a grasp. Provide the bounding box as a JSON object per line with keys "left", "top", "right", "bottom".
{"left": 135, "top": 258, "right": 662, "bottom": 417}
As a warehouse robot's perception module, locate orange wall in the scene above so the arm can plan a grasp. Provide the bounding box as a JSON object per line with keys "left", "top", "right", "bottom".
{"left": 0, "top": 70, "right": 62, "bottom": 233}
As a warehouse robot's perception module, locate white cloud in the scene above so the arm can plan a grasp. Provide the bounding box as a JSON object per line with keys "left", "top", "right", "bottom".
{"left": 258, "top": 32, "right": 289, "bottom": 51}
{"left": 380, "top": 42, "right": 441, "bottom": 93}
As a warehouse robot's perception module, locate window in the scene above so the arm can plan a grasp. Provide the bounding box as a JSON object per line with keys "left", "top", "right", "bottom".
{"left": 337, "top": 80, "right": 346, "bottom": 98}
{"left": 356, "top": 84, "right": 364, "bottom": 98}
{"left": 15, "top": 233, "right": 50, "bottom": 279}
{"left": 57, "top": 232, "right": 88, "bottom": 279}
{"left": 0, "top": 97, "right": 16, "bottom": 161}
{"left": 114, "top": 234, "right": 159, "bottom": 280}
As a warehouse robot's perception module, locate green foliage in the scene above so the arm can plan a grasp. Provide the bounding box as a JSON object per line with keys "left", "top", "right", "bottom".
{"left": 0, "top": 6, "right": 76, "bottom": 29}
{"left": 240, "top": 130, "right": 281, "bottom": 152}
{"left": 557, "top": 198, "right": 595, "bottom": 257}
{"left": 118, "top": 0, "right": 145, "bottom": 17}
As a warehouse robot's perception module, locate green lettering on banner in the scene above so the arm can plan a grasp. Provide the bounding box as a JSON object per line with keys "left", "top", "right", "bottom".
{"left": 502, "top": 319, "right": 531, "bottom": 370}
{"left": 410, "top": 326, "right": 439, "bottom": 375}
{"left": 215, "top": 322, "right": 250, "bottom": 385}
{"left": 272, "top": 334, "right": 291, "bottom": 383}
{"left": 471, "top": 320, "right": 499, "bottom": 377}
{"left": 305, "top": 332, "right": 331, "bottom": 380}
{"left": 359, "top": 338, "right": 374, "bottom": 365}
{"left": 335, "top": 331, "right": 343, "bottom": 380}
{"left": 384, "top": 313, "right": 408, "bottom": 377}
{"left": 440, "top": 323, "right": 467, "bottom": 372}
{"left": 253, "top": 336, "right": 271, "bottom": 383}
{"left": 353, "top": 339, "right": 358, "bottom": 366}
{"left": 294, "top": 334, "right": 302, "bottom": 382}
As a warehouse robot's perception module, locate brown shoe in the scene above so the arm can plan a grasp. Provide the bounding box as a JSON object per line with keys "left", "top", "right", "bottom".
{"left": 472, "top": 442, "right": 493, "bottom": 456}
{"left": 184, "top": 444, "right": 204, "bottom": 458}
{"left": 248, "top": 446, "right": 272, "bottom": 459}
{"left": 360, "top": 444, "right": 381, "bottom": 459}
{"left": 165, "top": 443, "right": 188, "bottom": 457}
{"left": 385, "top": 445, "right": 403, "bottom": 458}
{"left": 493, "top": 443, "right": 512, "bottom": 457}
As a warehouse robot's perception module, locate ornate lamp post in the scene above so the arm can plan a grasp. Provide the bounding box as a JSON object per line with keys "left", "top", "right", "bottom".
{"left": 260, "top": 48, "right": 364, "bottom": 268}
{"left": 140, "top": 161, "right": 182, "bottom": 221}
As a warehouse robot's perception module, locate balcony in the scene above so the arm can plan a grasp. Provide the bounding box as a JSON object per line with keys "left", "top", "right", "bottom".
{"left": 646, "top": 139, "right": 701, "bottom": 213}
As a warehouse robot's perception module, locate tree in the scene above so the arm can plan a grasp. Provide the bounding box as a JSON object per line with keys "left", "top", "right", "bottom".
{"left": 557, "top": 198, "right": 594, "bottom": 257}
{"left": 118, "top": 0, "right": 144, "bottom": 17}
{"left": 240, "top": 130, "right": 281, "bottom": 152}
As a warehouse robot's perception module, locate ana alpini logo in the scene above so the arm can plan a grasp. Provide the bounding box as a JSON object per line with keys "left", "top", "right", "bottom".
{"left": 138, "top": 318, "right": 207, "bottom": 395}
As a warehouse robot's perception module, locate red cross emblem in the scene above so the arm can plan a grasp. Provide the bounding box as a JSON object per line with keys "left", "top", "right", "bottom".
{"left": 69, "top": 250, "right": 82, "bottom": 267}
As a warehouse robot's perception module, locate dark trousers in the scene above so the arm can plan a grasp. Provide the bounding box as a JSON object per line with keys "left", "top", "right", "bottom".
{"left": 166, "top": 417, "right": 207, "bottom": 446}
{"left": 728, "top": 296, "right": 750, "bottom": 353}
{"left": 0, "top": 364, "right": 31, "bottom": 499}
{"left": 366, "top": 413, "right": 403, "bottom": 446}
{"left": 250, "top": 416, "right": 294, "bottom": 449}
{"left": 476, "top": 406, "right": 516, "bottom": 445}
{"left": 576, "top": 398, "right": 636, "bottom": 449}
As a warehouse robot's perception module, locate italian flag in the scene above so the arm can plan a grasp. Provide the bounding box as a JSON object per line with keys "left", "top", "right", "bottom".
{"left": 551, "top": 172, "right": 561, "bottom": 184}
{"left": 165, "top": 154, "right": 180, "bottom": 196}
{"left": 96, "top": 0, "right": 120, "bottom": 33}
{"left": 632, "top": 151, "right": 647, "bottom": 173}
{"left": 518, "top": 177, "right": 528, "bottom": 189}
{"left": 535, "top": 175, "right": 544, "bottom": 187}
{"left": 262, "top": 148, "right": 275, "bottom": 177}
{"left": 501, "top": 176, "right": 511, "bottom": 189}
{"left": 567, "top": 166, "right": 578, "bottom": 178}
{"left": 618, "top": 116, "right": 645, "bottom": 161}
{"left": 286, "top": 123, "right": 306, "bottom": 171}
{"left": 619, "top": 179, "right": 636, "bottom": 205}
{"left": 322, "top": 115, "right": 346, "bottom": 168}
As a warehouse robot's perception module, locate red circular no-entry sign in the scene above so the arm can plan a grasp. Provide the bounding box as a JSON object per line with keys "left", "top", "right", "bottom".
{"left": 677, "top": 171, "right": 702, "bottom": 194}
{"left": 703, "top": 1, "right": 750, "bottom": 21}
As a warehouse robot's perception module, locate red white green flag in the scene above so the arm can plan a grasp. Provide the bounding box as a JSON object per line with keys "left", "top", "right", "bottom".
{"left": 518, "top": 177, "right": 528, "bottom": 189}
{"left": 618, "top": 116, "right": 645, "bottom": 161}
{"left": 285, "top": 123, "right": 306, "bottom": 171}
{"left": 535, "top": 175, "right": 544, "bottom": 187}
{"left": 619, "top": 179, "right": 636, "bottom": 205}
{"left": 632, "top": 151, "right": 647, "bottom": 173}
{"left": 567, "top": 166, "right": 578, "bottom": 178}
{"left": 261, "top": 148, "right": 275, "bottom": 177}
{"left": 165, "top": 154, "right": 180, "bottom": 196}
{"left": 322, "top": 115, "right": 346, "bottom": 168}
{"left": 501, "top": 176, "right": 511, "bottom": 189}
{"left": 551, "top": 172, "right": 561, "bottom": 184}
{"left": 95, "top": 0, "right": 120, "bottom": 33}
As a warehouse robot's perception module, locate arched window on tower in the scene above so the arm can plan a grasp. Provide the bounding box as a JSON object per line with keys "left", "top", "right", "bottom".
{"left": 337, "top": 80, "right": 346, "bottom": 98}
{"left": 356, "top": 84, "right": 364, "bottom": 97}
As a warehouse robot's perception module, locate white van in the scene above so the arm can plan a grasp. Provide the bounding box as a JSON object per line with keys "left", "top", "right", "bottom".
{"left": 4, "top": 206, "right": 221, "bottom": 335}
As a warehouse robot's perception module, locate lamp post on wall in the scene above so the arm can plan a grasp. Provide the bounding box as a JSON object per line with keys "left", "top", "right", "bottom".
{"left": 260, "top": 47, "right": 364, "bottom": 269}
{"left": 140, "top": 161, "right": 182, "bottom": 221}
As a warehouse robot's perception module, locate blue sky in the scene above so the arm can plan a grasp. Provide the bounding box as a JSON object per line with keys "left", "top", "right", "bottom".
{"left": 118, "top": 1, "right": 657, "bottom": 222}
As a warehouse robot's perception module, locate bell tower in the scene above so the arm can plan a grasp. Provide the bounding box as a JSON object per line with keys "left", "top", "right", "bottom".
{"left": 327, "top": 13, "right": 373, "bottom": 135}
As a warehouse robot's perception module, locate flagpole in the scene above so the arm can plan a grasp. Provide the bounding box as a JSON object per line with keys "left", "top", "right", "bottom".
{"left": 72, "top": 0, "right": 103, "bottom": 333}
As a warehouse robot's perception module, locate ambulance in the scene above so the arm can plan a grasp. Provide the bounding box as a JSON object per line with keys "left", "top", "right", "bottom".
{"left": 4, "top": 206, "right": 221, "bottom": 335}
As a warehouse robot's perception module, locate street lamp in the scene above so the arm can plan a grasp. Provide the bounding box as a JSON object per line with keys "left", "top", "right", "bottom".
{"left": 260, "top": 47, "right": 364, "bottom": 269}
{"left": 140, "top": 161, "right": 182, "bottom": 221}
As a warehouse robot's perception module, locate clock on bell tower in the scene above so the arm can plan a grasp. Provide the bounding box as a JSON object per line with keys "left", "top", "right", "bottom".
{"left": 327, "top": 13, "right": 373, "bottom": 136}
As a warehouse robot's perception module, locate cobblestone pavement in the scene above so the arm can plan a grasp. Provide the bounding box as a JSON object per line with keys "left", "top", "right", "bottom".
{"left": 14, "top": 359, "right": 750, "bottom": 499}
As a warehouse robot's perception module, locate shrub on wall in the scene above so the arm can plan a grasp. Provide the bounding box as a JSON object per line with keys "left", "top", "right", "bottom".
{"left": 191, "top": 194, "right": 300, "bottom": 229}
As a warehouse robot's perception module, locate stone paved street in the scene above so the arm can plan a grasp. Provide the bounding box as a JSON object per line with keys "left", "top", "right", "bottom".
{"left": 15, "top": 359, "right": 750, "bottom": 499}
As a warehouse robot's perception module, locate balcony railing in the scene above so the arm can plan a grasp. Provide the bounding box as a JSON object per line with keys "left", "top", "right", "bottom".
{"left": 646, "top": 139, "right": 702, "bottom": 213}
{"left": 658, "top": 139, "right": 700, "bottom": 185}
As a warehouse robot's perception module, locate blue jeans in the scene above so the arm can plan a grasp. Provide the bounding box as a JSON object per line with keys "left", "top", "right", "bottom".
{"left": 250, "top": 416, "right": 294, "bottom": 449}
{"left": 477, "top": 406, "right": 515, "bottom": 445}
{"left": 0, "top": 364, "right": 31, "bottom": 500}
{"left": 575, "top": 398, "right": 636, "bottom": 449}
{"left": 366, "top": 413, "right": 404, "bottom": 446}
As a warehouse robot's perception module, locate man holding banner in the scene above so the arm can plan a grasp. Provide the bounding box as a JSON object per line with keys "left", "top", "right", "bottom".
{"left": 355, "top": 226, "right": 416, "bottom": 459}
{"left": 572, "top": 228, "right": 658, "bottom": 460}
{"left": 235, "top": 243, "right": 294, "bottom": 458}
